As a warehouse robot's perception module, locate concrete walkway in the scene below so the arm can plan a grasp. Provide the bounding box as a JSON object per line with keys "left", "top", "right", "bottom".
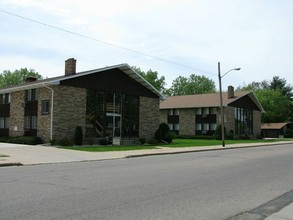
{"left": 0, "top": 141, "right": 293, "bottom": 166}
{"left": 1, "top": 141, "right": 293, "bottom": 220}
{"left": 265, "top": 203, "right": 293, "bottom": 220}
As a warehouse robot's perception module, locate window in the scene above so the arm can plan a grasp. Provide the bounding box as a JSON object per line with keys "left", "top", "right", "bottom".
{"left": 0, "top": 93, "right": 10, "bottom": 104}
{"left": 24, "top": 116, "right": 37, "bottom": 129}
{"left": 168, "top": 109, "right": 173, "bottom": 115}
{"left": 41, "top": 100, "right": 50, "bottom": 114}
{"left": 196, "top": 123, "right": 202, "bottom": 130}
{"left": 196, "top": 108, "right": 202, "bottom": 115}
{"left": 0, "top": 117, "right": 9, "bottom": 129}
{"left": 235, "top": 107, "right": 253, "bottom": 135}
{"left": 25, "top": 89, "right": 37, "bottom": 101}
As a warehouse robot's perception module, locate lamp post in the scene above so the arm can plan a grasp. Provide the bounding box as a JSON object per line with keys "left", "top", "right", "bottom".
{"left": 218, "top": 62, "right": 241, "bottom": 147}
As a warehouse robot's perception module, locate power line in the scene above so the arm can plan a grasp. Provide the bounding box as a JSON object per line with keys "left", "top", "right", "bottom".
{"left": 0, "top": 9, "right": 216, "bottom": 76}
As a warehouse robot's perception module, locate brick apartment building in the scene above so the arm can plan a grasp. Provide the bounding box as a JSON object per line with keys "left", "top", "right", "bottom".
{"left": 160, "top": 86, "right": 264, "bottom": 137}
{"left": 0, "top": 59, "right": 163, "bottom": 145}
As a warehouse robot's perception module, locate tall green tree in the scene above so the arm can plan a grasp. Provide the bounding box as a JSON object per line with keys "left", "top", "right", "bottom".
{"left": 255, "top": 89, "right": 292, "bottom": 123}
{"left": 132, "top": 66, "right": 166, "bottom": 93}
{"left": 269, "top": 76, "right": 293, "bottom": 100}
{"left": 0, "top": 68, "right": 42, "bottom": 87}
{"left": 167, "top": 74, "right": 216, "bottom": 96}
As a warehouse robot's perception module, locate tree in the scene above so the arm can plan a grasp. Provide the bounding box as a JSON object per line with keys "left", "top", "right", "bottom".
{"left": 255, "top": 89, "right": 292, "bottom": 123}
{"left": 0, "top": 68, "right": 42, "bottom": 87}
{"left": 132, "top": 66, "right": 166, "bottom": 93}
{"left": 167, "top": 74, "right": 216, "bottom": 96}
{"left": 269, "top": 76, "right": 293, "bottom": 100}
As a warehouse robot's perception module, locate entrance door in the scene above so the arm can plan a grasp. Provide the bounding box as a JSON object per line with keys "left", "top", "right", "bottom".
{"left": 106, "top": 93, "right": 122, "bottom": 145}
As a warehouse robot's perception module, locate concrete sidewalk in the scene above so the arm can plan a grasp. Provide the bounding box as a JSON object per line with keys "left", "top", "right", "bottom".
{"left": 0, "top": 140, "right": 293, "bottom": 166}
{"left": 265, "top": 203, "right": 293, "bottom": 220}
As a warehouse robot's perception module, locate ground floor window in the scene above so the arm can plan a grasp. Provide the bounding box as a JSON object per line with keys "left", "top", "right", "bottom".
{"left": 0, "top": 117, "right": 9, "bottom": 129}
{"left": 235, "top": 108, "right": 253, "bottom": 135}
{"left": 24, "top": 116, "right": 37, "bottom": 129}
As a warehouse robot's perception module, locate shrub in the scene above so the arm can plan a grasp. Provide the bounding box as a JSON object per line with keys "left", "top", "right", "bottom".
{"left": 138, "top": 137, "right": 146, "bottom": 145}
{"left": 50, "top": 139, "right": 57, "bottom": 146}
{"left": 159, "top": 123, "right": 170, "bottom": 136}
{"left": 8, "top": 136, "right": 43, "bottom": 145}
{"left": 99, "top": 138, "right": 108, "bottom": 145}
{"left": 215, "top": 125, "right": 226, "bottom": 140}
{"left": 227, "top": 129, "right": 234, "bottom": 140}
{"left": 154, "top": 123, "right": 174, "bottom": 143}
{"left": 285, "top": 128, "right": 293, "bottom": 138}
{"left": 74, "top": 126, "right": 83, "bottom": 146}
{"left": 147, "top": 138, "right": 159, "bottom": 145}
{"left": 58, "top": 138, "right": 73, "bottom": 147}
{"left": 155, "top": 128, "right": 162, "bottom": 142}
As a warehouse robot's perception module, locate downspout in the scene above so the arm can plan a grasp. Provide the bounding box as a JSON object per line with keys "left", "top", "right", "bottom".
{"left": 43, "top": 84, "right": 54, "bottom": 141}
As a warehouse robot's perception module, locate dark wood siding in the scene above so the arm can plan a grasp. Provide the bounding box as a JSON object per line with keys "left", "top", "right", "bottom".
{"left": 228, "top": 96, "right": 260, "bottom": 110}
{"left": 0, "top": 104, "right": 10, "bottom": 117}
{"left": 0, "top": 129, "right": 9, "bottom": 136}
{"left": 61, "top": 68, "right": 158, "bottom": 98}
{"left": 196, "top": 114, "right": 217, "bottom": 123}
{"left": 168, "top": 115, "right": 179, "bottom": 123}
{"left": 24, "top": 101, "right": 38, "bottom": 116}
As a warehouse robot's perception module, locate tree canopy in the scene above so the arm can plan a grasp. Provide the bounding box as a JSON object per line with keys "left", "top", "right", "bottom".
{"left": 0, "top": 68, "right": 42, "bottom": 88}
{"left": 237, "top": 76, "right": 293, "bottom": 123}
{"left": 132, "top": 66, "right": 167, "bottom": 93}
{"left": 167, "top": 74, "right": 216, "bottom": 96}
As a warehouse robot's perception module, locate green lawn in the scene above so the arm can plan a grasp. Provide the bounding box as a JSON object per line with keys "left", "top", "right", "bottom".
{"left": 0, "top": 154, "right": 9, "bottom": 157}
{"left": 60, "top": 138, "right": 290, "bottom": 152}
{"left": 163, "top": 138, "right": 287, "bottom": 148}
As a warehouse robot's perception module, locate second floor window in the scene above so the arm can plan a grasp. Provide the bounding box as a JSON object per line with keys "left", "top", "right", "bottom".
{"left": 25, "top": 89, "right": 37, "bottom": 101}
{"left": 0, "top": 93, "right": 10, "bottom": 104}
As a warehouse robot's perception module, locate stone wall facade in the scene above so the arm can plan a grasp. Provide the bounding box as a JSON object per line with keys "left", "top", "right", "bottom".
{"left": 180, "top": 109, "right": 195, "bottom": 136}
{"left": 253, "top": 110, "right": 262, "bottom": 137}
{"left": 9, "top": 91, "right": 25, "bottom": 136}
{"left": 160, "top": 109, "right": 168, "bottom": 124}
{"left": 53, "top": 85, "right": 87, "bottom": 142}
{"left": 37, "top": 87, "right": 53, "bottom": 142}
{"left": 139, "top": 96, "right": 160, "bottom": 141}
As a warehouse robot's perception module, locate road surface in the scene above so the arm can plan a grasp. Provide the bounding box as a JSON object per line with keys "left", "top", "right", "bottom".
{"left": 1, "top": 144, "right": 293, "bottom": 219}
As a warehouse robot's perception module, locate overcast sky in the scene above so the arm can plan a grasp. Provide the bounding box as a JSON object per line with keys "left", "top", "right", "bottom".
{"left": 1, "top": 0, "right": 292, "bottom": 90}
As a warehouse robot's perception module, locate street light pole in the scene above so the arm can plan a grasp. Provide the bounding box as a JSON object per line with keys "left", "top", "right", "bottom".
{"left": 218, "top": 62, "right": 241, "bottom": 147}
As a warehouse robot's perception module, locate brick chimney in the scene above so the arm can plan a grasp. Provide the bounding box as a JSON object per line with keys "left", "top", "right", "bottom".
{"left": 26, "top": 77, "right": 37, "bottom": 83}
{"left": 228, "top": 86, "right": 235, "bottom": 99}
{"left": 65, "top": 58, "right": 76, "bottom": 75}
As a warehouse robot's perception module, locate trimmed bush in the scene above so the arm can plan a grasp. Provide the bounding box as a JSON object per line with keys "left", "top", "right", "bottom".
{"left": 4, "top": 136, "right": 43, "bottom": 145}
{"left": 215, "top": 125, "right": 226, "bottom": 140}
{"left": 99, "top": 138, "right": 108, "bottom": 145}
{"left": 74, "top": 126, "right": 83, "bottom": 146}
{"left": 154, "top": 123, "right": 174, "bottom": 143}
{"left": 138, "top": 137, "right": 146, "bottom": 145}
{"left": 147, "top": 138, "right": 159, "bottom": 145}
{"left": 58, "top": 138, "right": 73, "bottom": 147}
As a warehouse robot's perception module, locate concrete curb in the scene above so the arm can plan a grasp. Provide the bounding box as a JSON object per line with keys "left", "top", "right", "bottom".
{"left": 126, "top": 141, "right": 292, "bottom": 158}
{"left": 0, "top": 162, "right": 23, "bottom": 167}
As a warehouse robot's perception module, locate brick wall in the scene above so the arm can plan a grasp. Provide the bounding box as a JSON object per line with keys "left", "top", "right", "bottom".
{"left": 253, "top": 110, "right": 262, "bottom": 137}
{"left": 180, "top": 109, "right": 195, "bottom": 136}
{"left": 160, "top": 109, "right": 168, "bottom": 124}
{"left": 139, "top": 96, "right": 160, "bottom": 141}
{"left": 53, "top": 85, "right": 87, "bottom": 142}
{"left": 9, "top": 91, "right": 25, "bottom": 136}
{"left": 37, "top": 87, "right": 53, "bottom": 142}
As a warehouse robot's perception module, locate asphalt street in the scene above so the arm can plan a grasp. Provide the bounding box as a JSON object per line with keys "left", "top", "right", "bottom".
{"left": 1, "top": 144, "right": 293, "bottom": 220}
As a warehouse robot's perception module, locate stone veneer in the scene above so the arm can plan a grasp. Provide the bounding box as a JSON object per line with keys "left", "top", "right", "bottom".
{"left": 37, "top": 87, "right": 53, "bottom": 142}
{"left": 180, "top": 109, "right": 195, "bottom": 136}
{"left": 9, "top": 91, "right": 25, "bottom": 136}
{"left": 253, "top": 110, "right": 262, "bottom": 137}
{"left": 159, "top": 109, "right": 168, "bottom": 124}
{"left": 139, "top": 96, "right": 160, "bottom": 141}
{"left": 52, "top": 85, "right": 87, "bottom": 142}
